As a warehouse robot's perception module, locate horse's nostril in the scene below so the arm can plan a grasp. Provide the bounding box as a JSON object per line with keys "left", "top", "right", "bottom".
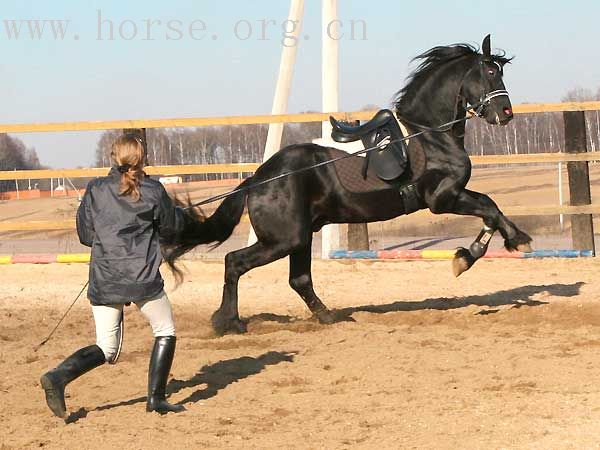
{"left": 503, "top": 107, "right": 513, "bottom": 116}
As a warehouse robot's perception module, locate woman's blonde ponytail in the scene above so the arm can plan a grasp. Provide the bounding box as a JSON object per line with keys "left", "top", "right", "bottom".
{"left": 110, "top": 135, "right": 146, "bottom": 201}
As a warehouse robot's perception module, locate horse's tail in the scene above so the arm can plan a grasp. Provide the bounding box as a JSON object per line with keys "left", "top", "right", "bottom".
{"left": 164, "top": 177, "right": 252, "bottom": 280}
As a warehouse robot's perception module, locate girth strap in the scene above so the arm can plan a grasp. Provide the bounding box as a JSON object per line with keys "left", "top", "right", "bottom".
{"left": 399, "top": 184, "right": 421, "bottom": 214}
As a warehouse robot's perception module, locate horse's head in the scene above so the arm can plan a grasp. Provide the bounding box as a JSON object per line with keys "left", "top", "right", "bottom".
{"left": 395, "top": 36, "right": 515, "bottom": 129}
{"left": 462, "top": 35, "right": 514, "bottom": 126}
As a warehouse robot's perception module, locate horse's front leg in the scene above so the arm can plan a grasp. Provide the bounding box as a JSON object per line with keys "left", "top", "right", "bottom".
{"left": 428, "top": 188, "right": 532, "bottom": 276}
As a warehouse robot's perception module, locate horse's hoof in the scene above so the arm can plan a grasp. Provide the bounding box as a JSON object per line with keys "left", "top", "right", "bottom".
{"left": 315, "top": 309, "right": 335, "bottom": 325}
{"left": 229, "top": 319, "right": 248, "bottom": 334}
{"left": 213, "top": 319, "right": 247, "bottom": 336}
{"left": 452, "top": 257, "right": 470, "bottom": 277}
{"left": 505, "top": 232, "right": 533, "bottom": 253}
{"left": 211, "top": 312, "right": 227, "bottom": 337}
{"left": 452, "top": 248, "right": 473, "bottom": 278}
{"left": 211, "top": 313, "right": 247, "bottom": 336}
{"left": 516, "top": 243, "right": 533, "bottom": 253}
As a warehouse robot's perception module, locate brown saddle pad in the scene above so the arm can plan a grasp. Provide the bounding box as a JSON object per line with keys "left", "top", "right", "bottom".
{"left": 329, "top": 138, "right": 427, "bottom": 194}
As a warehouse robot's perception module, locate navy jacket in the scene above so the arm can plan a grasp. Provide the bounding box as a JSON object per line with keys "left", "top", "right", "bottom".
{"left": 76, "top": 168, "right": 184, "bottom": 306}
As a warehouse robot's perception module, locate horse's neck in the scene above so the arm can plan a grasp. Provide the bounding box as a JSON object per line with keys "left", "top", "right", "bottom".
{"left": 411, "top": 108, "right": 468, "bottom": 160}
{"left": 399, "top": 104, "right": 467, "bottom": 151}
{"left": 451, "top": 104, "right": 468, "bottom": 143}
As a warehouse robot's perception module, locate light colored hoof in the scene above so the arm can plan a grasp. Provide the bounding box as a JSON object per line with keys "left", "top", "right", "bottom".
{"left": 452, "top": 256, "right": 471, "bottom": 278}
{"left": 516, "top": 243, "right": 533, "bottom": 253}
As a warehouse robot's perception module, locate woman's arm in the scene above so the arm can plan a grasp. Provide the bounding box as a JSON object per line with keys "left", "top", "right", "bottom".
{"left": 76, "top": 183, "right": 96, "bottom": 247}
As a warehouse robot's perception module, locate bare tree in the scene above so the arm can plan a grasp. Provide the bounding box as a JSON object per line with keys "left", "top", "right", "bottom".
{"left": 0, "top": 134, "right": 42, "bottom": 192}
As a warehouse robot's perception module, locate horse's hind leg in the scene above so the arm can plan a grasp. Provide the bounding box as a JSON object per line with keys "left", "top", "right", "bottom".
{"left": 212, "top": 241, "right": 291, "bottom": 336}
{"left": 289, "top": 243, "right": 335, "bottom": 325}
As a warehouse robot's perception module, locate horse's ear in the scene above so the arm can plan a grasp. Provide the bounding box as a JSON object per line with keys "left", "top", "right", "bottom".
{"left": 482, "top": 34, "right": 491, "bottom": 58}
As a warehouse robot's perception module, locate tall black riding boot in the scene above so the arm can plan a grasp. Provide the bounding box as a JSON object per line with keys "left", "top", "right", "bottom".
{"left": 40, "top": 345, "right": 106, "bottom": 419}
{"left": 146, "top": 336, "right": 185, "bottom": 414}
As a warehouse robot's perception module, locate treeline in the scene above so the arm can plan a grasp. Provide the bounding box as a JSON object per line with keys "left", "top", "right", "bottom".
{"left": 465, "top": 87, "right": 600, "bottom": 156}
{"left": 465, "top": 111, "right": 569, "bottom": 155}
{"left": 0, "top": 134, "right": 41, "bottom": 191}
{"left": 94, "top": 89, "right": 600, "bottom": 171}
{"left": 95, "top": 122, "right": 321, "bottom": 179}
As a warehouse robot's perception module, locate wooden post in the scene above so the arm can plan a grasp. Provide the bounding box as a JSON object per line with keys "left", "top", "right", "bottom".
{"left": 348, "top": 223, "right": 369, "bottom": 250}
{"left": 564, "top": 111, "right": 595, "bottom": 254}
{"left": 248, "top": 0, "right": 305, "bottom": 246}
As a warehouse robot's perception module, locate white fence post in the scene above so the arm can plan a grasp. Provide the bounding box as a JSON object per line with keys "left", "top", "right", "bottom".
{"left": 320, "top": 0, "right": 340, "bottom": 259}
{"left": 248, "top": 0, "right": 306, "bottom": 246}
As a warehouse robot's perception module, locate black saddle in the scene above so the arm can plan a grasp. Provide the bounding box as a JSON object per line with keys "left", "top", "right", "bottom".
{"left": 330, "top": 109, "right": 409, "bottom": 182}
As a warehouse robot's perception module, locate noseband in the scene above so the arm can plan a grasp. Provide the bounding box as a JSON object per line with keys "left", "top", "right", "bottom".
{"left": 472, "top": 90, "right": 510, "bottom": 118}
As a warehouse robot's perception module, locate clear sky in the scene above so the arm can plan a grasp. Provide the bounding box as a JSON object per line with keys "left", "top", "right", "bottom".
{"left": 1, "top": 0, "right": 598, "bottom": 168}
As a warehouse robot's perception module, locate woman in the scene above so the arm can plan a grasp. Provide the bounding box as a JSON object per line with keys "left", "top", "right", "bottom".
{"left": 40, "top": 134, "right": 186, "bottom": 419}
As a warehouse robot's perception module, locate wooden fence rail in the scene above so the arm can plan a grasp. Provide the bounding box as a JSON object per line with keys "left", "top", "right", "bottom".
{"left": 3, "top": 204, "right": 600, "bottom": 233}
{"left": 1, "top": 152, "right": 600, "bottom": 181}
{"left": 0, "top": 164, "right": 258, "bottom": 181}
{"left": 2, "top": 157, "right": 600, "bottom": 233}
{"left": 1, "top": 101, "right": 600, "bottom": 135}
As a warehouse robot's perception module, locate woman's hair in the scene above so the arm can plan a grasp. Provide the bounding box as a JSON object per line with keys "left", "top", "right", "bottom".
{"left": 111, "top": 135, "right": 146, "bottom": 201}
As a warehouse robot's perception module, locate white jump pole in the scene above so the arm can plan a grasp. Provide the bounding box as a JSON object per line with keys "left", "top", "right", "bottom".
{"left": 14, "top": 169, "right": 19, "bottom": 200}
{"left": 558, "top": 161, "right": 564, "bottom": 232}
{"left": 248, "top": 0, "right": 305, "bottom": 246}
{"left": 320, "top": 0, "right": 340, "bottom": 259}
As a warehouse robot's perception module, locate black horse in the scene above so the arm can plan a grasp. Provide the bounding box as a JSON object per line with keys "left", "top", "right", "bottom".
{"left": 166, "top": 35, "right": 532, "bottom": 336}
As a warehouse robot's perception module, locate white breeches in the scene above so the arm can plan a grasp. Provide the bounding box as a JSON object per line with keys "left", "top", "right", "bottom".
{"left": 91, "top": 292, "right": 175, "bottom": 363}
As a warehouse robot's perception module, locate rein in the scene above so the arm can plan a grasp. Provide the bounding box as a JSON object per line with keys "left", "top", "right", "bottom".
{"left": 184, "top": 103, "right": 485, "bottom": 210}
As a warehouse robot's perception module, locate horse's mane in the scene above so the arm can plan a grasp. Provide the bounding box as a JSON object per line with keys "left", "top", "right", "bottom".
{"left": 394, "top": 43, "right": 512, "bottom": 110}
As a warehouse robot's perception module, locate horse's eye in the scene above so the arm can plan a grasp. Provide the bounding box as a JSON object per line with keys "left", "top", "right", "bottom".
{"left": 488, "top": 69, "right": 495, "bottom": 76}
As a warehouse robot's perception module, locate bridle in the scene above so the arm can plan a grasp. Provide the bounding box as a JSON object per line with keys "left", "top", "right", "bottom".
{"left": 473, "top": 89, "right": 510, "bottom": 116}
{"left": 398, "top": 55, "right": 511, "bottom": 132}
{"left": 469, "top": 58, "right": 510, "bottom": 118}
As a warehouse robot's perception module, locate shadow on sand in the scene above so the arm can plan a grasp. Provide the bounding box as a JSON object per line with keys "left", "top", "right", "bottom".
{"left": 170, "top": 350, "right": 296, "bottom": 404}
{"left": 245, "top": 282, "right": 585, "bottom": 326}
{"left": 64, "top": 351, "right": 296, "bottom": 423}
{"left": 333, "top": 282, "right": 584, "bottom": 319}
